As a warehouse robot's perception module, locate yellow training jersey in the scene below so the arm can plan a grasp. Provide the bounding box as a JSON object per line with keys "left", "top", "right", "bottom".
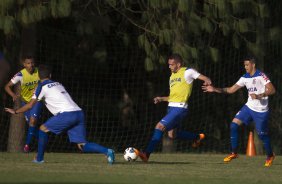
{"left": 11, "top": 68, "right": 40, "bottom": 102}
{"left": 168, "top": 67, "right": 198, "bottom": 103}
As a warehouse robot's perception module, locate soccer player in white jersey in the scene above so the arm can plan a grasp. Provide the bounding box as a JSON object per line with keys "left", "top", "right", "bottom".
{"left": 5, "top": 65, "right": 115, "bottom": 164}
{"left": 138, "top": 53, "right": 212, "bottom": 162}
{"left": 202, "top": 57, "right": 276, "bottom": 167}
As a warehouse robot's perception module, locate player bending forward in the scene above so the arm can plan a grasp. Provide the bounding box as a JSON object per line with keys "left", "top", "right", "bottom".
{"left": 202, "top": 57, "right": 276, "bottom": 167}
{"left": 6, "top": 65, "right": 115, "bottom": 164}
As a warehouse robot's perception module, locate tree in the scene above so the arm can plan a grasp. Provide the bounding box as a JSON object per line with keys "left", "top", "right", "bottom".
{"left": 0, "top": 0, "right": 72, "bottom": 152}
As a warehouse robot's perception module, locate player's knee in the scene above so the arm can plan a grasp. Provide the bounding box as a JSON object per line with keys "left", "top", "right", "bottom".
{"left": 29, "top": 117, "right": 37, "bottom": 126}
{"left": 155, "top": 122, "right": 166, "bottom": 131}
{"left": 232, "top": 118, "right": 242, "bottom": 125}
{"left": 167, "top": 131, "right": 176, "bottom": 139}
{"left": 39, "top": 125, "right": 49, "bottom": 132}
{"left": 77, "top": 143, "right": 85, "bottom": 151}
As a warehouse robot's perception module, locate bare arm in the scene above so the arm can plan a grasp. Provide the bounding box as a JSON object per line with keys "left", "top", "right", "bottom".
{"left": 249, "top": 82, "right": 276, "bottom": 100}
{"left": 197, "top": 74, "right": 212, "bottom": 86}
{"left": 202, "top": 84, "right": 243, "bottom": 94}
{"left": 4, "top": 81, "right": 19, "bottom": 101}
{"left": 5, "top": 99, "right": 37, "bottom": 114}
{"left": 154, "top": 96, "right": 169, "bottom": 104}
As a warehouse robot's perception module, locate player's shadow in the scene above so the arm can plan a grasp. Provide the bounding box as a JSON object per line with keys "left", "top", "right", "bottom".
{"left": 117, "top": 161, "right": 194, "bottom": 165}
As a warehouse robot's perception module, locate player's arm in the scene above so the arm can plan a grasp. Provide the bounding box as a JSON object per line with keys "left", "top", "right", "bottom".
{"left": 4, "top": 81, "right": 18, "bottom": 101}
{"left": 154, "top": 96, "right": 169, "bottom": 104}
{"left": 202, "top": 84, "right": 242, "bottom": 94}
{"left": 197, "top": 74, "right": 212, "bottom": 86}
{"left": 5, "top": 99, "right": 37, "bottom": 114}
{"left": 250, "top": 82, "right": 276, "bottom": 100}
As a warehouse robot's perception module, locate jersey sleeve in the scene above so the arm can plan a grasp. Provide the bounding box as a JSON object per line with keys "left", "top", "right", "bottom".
{"left": 32, "top": 83, "right": 45, "bottom": 101}
{"left": 10, "top": 72, "right": 23, "bottom": 84}
{"left": 259, "top": 72, "right": 271, "bottom": 86}
{"left": 236, "top": 77, "right": 245, "bottom": 87}
{"left": 184, "top": 68, "right": 201, "bottom": 84}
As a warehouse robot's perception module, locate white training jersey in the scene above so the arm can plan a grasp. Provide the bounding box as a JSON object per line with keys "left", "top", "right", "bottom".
{"left": 11, "top": 72, "right": 23, "bottom": 84}
{"left": 236, "top": 70, "right": 271, "bottom": 112}
{"left": 32, "top": 80, "right": 81, "bottom": 115}
{"left": 184, "top": 68, "right": 201, "bottom": 84}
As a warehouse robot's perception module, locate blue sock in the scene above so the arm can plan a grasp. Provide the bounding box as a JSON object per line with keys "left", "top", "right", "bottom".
{"left": 82, "top": 143, "right": 108, "bottom": 155}
{"left": 230, "top": 122, "right": 239, "bottom": 153}
{"left": 25, "top": 126, "right": 36, "bottom": 145}
{"left": 258, "top": 134, "right": 273, "bottom": 156}
{"left": 145, "top": 129, "right": 163, "bottom": 154}
{"left": 176, "top": 131, "right": 198, "bottom": 140}
{"left": 37, "top": 130, "right": 48, "bottom": 161}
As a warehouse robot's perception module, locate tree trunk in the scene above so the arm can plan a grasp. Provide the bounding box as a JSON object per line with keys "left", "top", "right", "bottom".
{"left": 7, "top": 83, "right": 26, "bottom": 152}
{"left": 7, "top": 24, "right": 37, "bottom": 152}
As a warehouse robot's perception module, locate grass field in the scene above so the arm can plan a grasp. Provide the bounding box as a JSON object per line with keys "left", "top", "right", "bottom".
{"left": 0, "top": 153, "right": 281, "bottom": 184}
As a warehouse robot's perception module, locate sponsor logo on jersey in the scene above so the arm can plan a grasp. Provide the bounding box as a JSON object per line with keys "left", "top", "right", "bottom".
{"left": 25, "top": 80, "right": 38, "bottom": 86}
{"left": 248, "top": 87, "right": 257, "bottom": 92}
{"left": 47, "top": 82, "right": 61, "bottom": 88}
{"left": 169, "top": 78, "right": 181, "bottom": 86}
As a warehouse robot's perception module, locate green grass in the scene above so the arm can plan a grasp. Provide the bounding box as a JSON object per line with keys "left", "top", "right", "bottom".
{"left": 0, "top": 153, "right": 281, "bottom": 184}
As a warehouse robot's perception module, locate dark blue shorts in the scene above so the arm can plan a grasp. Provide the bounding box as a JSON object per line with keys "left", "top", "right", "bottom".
{"left": 235, "top": 105, "right": 269, "bottom": 134}
{"left": 44, "top": 110, "right": 87, "bottom": 143}
{"left": 160, "top": 106, "right": 188, "bottom": 131}
{"left": 22, "top": 101, "right": 43, "bottom": 122}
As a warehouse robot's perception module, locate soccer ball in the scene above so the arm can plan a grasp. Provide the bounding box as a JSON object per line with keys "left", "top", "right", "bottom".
{"left": 123, "top": 147, "right": 138, "bottom": 162}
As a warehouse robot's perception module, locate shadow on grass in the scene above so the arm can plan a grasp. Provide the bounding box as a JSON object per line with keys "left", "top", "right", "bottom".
{"left": 115, "top": 161, "right": 194, "bottom": 165}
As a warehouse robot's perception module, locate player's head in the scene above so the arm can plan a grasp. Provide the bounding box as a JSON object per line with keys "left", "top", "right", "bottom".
{"left": 38, "top": 65, "right": 52, "bottom": 80}
{"left": 243, "top": 56, "right": 256, "bottom": 74}
{"left": 22, "top": 55, "right": 35, "bottom": 73}
{"left": 168, "top": 53, "right": 183, "bottom": 73}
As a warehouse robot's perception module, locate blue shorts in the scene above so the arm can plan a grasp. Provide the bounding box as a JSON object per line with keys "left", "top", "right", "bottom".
{"left": 21, "top": 101, "right": 43, "bottom": 122}
{"left": 44, "top": 110, "right": 87, "bottom": 143}
{"left": 160, "top": 107, "right": 188, "bottom": 131}
{"left": 235, "top": 105, "right": 269, "bottom": 134}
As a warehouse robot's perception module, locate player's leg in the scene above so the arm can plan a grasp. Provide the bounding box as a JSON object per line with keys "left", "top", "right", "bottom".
{"left": 68, "top": 111, "right": 115, "bottom": 164}
{"left": 252, "top": 110, "right": 274, "bottom": 167}
{"left": 34, "top": 111, "right": 76, "bottom": 163}
{"left": 224, "top": 105, "right": 251, "bottom": 162}
{"left": 21, "top": 101, "right": 32, "bottom": 152}
{"left": 139, "top": 107, "right": 187, "bottom": 162}
{"left": 24, "top": 101, "right": 43, "bottom": 152}
{"left": 34, "top": 124, "right": 49, "bottom": 163}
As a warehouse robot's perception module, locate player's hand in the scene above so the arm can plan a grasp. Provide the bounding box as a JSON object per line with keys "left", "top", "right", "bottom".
{"left": 203, "top": 78, "right": 212, "bottom": 86}
{"left": 153, "top": 97, "right": 162, "bottom": 104}
{"left": 250, "top": 93, "right": 264, "bottom": 100}
{"left": 12, "top": 94, "right": 19, "bottom": 102}
{"left": 5, "top": 108, "right": 16, "bottom": 114}
{"left": 202, "top": 85, "right": 215, "bottom": 92}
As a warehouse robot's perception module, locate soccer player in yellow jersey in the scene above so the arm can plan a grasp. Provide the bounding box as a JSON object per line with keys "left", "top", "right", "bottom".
{"left": 5, "top": 56, "right": 43, "bottom": 152}
{"left": 138, "top": 54, "right": 212, "bottom": 162}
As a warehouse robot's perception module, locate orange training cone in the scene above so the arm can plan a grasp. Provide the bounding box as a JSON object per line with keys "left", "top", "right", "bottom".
{"left": 246, "top": 131, "right": 256, "bottom": 156}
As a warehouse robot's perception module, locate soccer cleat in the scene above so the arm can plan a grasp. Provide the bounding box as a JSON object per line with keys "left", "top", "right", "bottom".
{"left": 192, "top": 133, "right": 205, "bottom": 148}
{"left": 264, "top": 154, "right": 275, "bottom": 167}
{"left": 224, "top": 153, "right": 238, "bottom": 162}
{"left": 138, "top": 151, "right": 149, "bottom": 162}
{"left": 107, "top": 149, "right": 115, "bottom": 165}
{"left": 23, "top": 144, "right": 30, "bottom": 153}
{"left": 32, "top": 159, "right": 44, "bottom": 164}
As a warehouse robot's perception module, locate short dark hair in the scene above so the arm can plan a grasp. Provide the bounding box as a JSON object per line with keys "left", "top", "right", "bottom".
{"left": 38, "top": 65, "right": 51, "bottom": 79}
{"left": 22, "top": 55, "right": 35, "bottom": 61}
{"left": 168, "top": 53, "right": 183, "bottom": 65}
{"left": 244, "top": 56, "right": 256, "bottom": 64}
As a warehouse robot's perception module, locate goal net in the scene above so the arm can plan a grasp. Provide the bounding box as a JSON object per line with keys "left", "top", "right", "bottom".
{"left": 0, "top": 24, "right": 281, "bottom": 155}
